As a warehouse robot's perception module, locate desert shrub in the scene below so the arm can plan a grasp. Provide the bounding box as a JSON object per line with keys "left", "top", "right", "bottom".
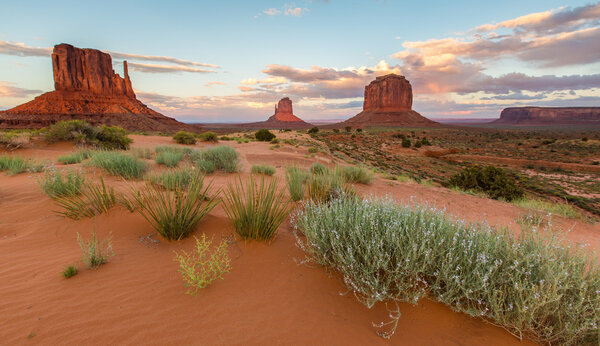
{"left": 173, "top": 131, "right": 197, "bottom": 144}
{"left": 0, "top": 132, "right": 30, "bottom": 150}
{"left": 512, "top": 198, "right": 582, "bottom": 220}
{"left": 270, "top": 138, "right": 279, "bottom": 144}
{"left": 421, "top": 137, "right": 431, "bottom": 146}
{"left": 89, "top": 151, "right": 148, "bottom": 179}
{"left": 285, "top": 166, "right": 310, "bottom": 201}
{"left": 174, "top": 234, "right": 231, "bottom": 295}
{"left": 392, "top": 133, "right": 405, "bottom": 139}
{"left": 130, "top": 147, "right": 152, "bottom": 159}
{"left": 155, "top": 145, "right": 186, "bottom": 154}
{"left": 192, "top": 145, "right": 239, "bottom": 173}
{"left": 309, "top": 162, "right": 328, "bottom": 175}
{"left": 448, "top": 165, "right": 524, "bottom": 201}
{"left": 222, "top": 174, "right": 292, "bottom": 241}
{"left": 308, "top": 147, "right": 318, "bottom": 153}
{"left": 306, "top": 167, "right": 353, "bottom": 203}
{"left": 255, "top": 129, "right": 276, "bottom": 142}
{"left": 57, "top": 150, "right": 90, "bottom": 164}
{"left": 0, "top": 155, "right": 30, "bottom": 175}
{"left": 128, "top": 172, "right": 219, "bottom": 241}
{"left": 196, "top": 160, "right": 216, "bottom": 174}
{"left": 44, "top": 120, "right": 95, "bottom": 144}
{"left": 332, "top": 129, "right": 340, "bottom": 133}
{"left": 356, "top": 128, "right": 362, "bottom": 133}
{"left": 294, "top": 196, "right": 600, "bottom": 344}
{"left": 95, "top": 125, "right": 132, "bottom": 150}
{"left": 77, "top": 227, "right": 113, "bottom": 269}
{"left": 147, "top": 166, "right": 195, "bottom": 190}
{"left": 38, "top": 169, "right": 85, "bottom": 199}
{"left": 339, "top": 165, "right": 374, "bottom": 184}
{"left": 401, "top": 138, "right": 411, "bottom": 148}
{"left": 55, "top": 177, "right": 116, "bottom": 219}
{"left": 199, "top": 131, "right": 218, "bottom": 142}
{"left": 155, "top": 150, "right": 184, "bottom": 167}
{"left": 344, "top": 126, "right": 351, "bottom": 133}
{"left": 251, "top": 164, "right": 276, "bottom": 176}
{"left": 414, "top": 141, "right": 422, "bottom": 148}
{"left": 62, "top": 266, "right": 78, "bottom": 279}
{"left": 220, "top": 136, "right": 232, "bottom": 141}
{"left": 308, "top": 127, "right": 319, "bottom": 134}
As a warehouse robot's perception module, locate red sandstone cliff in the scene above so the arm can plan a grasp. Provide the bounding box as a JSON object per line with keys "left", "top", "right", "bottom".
{"left": 0, "top": 43, "right": 190, "bottom": 131}
{"left": 492, "top": 107, "right": 600, "bottom": 125}
{"left": 242, "top": 97, "right": 314, "bottom": 129}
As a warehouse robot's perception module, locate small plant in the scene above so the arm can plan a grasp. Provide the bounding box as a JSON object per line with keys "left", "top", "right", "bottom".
{"left": 339, "top": 165, "right": 374, "bottom": 184}
{"left": 129, "top": 171, "right": 219, "bottom": 241}
{"left": 173, "top": 131, "right": 197, "bottom": 144}
{"left": 285, "top": 166, "right": 310, "bottom": 201}
{"left": 95, "top": 125, "right": 132, "bottom": 150}
{"left": 57, "top": 150, "right": 90, "bottom": 164}
{"left": 344, "top": 126, "right": 351, "bottom": 133}
{"left": 196, "top": 160, "right": 216, "bottom": 174}
{"left": 255, "top": 129, "right": 276, "bottom": 142}
{"left": 173, "top": 234, "right": 231, "bottom": 295}
{"left": 401, "top": 138, "right": 411, "bottom": 148}
{"left": 251, "top": 164, "right": 276, "bottom": 176}
{"left": 155, "top": 150, "right": 184, "bottom": 167}
{"left": 448, "top": 165, "right": 524, "bottom": 201}
{"left": 0, "top": 132, "right": 30, "bottom": 150}
{"left": 308, "top": 127, "right": 319, "bottom": 134}
{"left": 89, "top": 151, "right": 148, "bottom": 179}
{"left": 199, "top": 131, "right": 218, "bottom": 142}
{"left": 77, "top": 227, "right": 113, "bottom": 268}
{"left": 130, "top": 147, "right": 152, "bottom": 159}
{"left": 332, "top": 129, "right": 340, "bottom": 133}
{"left": 191, "top": 145, "right": 239, "bottom": 173}
{"left": 62, "top": 266, "right": 78, "bottom": 279}
{"left": 307, "top": 147, "right": 318, "bottom": 153}
{"left": 222, "top": 174, "right": 292, "bottom": 241}
{"left": 38, "top": 169, "right": 85, "bottom": 199}
{"left": 306, "top": 168, "right": 352, "bottom": 203}
{"left": 147, "top": 166, "right": 195, "bottom": 190}
{"left": 0, "top": 155, "right": 31, "bottom": 175}
{"left": 309, "top": 162, "right": 328, "bottom": 175}
{"left": 270, "top": 138, "right": 280, "bottom": 144}
{"left": 55, "top": 177, "right": 116, "bottom": 219}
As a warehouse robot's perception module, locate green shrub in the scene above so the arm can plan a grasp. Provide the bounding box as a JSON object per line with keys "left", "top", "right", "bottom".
{"left": 155, "top": 145, "right": 186, "bottom": 154}
{"left": 270, "top": 138, "right": 280, "bottom": 144}
{"left": 62, "top": 266, "right": 78, "bottom": 279}
{"left": 77, "top": 227, "right": 113, "bottom": 269}
{"left": 308, "top": 127, "right": 319, "bottom": 134}
{"left": 285, "top": 166, "right": 309, "bottom": 201}
{"left": 196, "top": 160, "right": 216, "bottom": 174}
{"left": 308, "top": 147, "right": 318, "bottom": 153}
{"left": 251, "top": 164, "right": 276, "bottom": 176}
{"left": 130, "top": 147, "right": 153, "bottom": 159}
{"left": 38, "top": 169, "right": 85, "bottom": 199}
{"left": 57, "top": 150, "right": 90, "bottom": 164}
{"left": 173, "top": 131, "right": 197, "bottom": 144}
{"left": 44, "top": 120, "right": 95, "bottom": 144}
{"left": 0, "top": 155, "right": 30, "bottom": 175}
{"left": 222, "top": 175, "right": 292, "bottom": 241}
{"left": 199, "top": 131, "right": 218, "bottom": 142}
{"left": 332, "top": 129, "right": 340, "bottom": 133}
{"left": 191, "top": 146, "right": 239, "bottom": 173}
{"left": 512, "top": 198, "right": 582, "bottom": 220}
{"left": 356, "top": 128, "right": 362, "bottom": 133}
{"left": 294, "top": 196, "right": 600, "bottom": 344}
{"left": 147, "top": 166, "right": 195, "bottom": 190}
{"left": 344, "top": 126, "right": 351, "bottom": 133}
{"left": 401, "top": 138, "right": 411, "bottom": 148}
{"left": 0, "top": 132, "right": 30, "bottom": 150}
{"left": 155, "top": 150, "right": 184, "bottom": 167}
{"left": 448, "top": 165, "right": 524, "bottom": 201}
{"left": 255, "top": 129, "right": 276, "bottom": 142}
{"left": 55, "top": 177, "right": 116, "bottom": 219}
{"left": 128, "top": 172, "right": 219, "bottom": 241}
{"left": 309, "top": 162, "right": 328, "bottom": 175}
{"left": 95, "top": 125, "right": 132, "bottom": 150}
{"left": 306, "top": 168, "right": 352, "bottom": 203}
{"left": 89, "top": 151, "right": 148, "bottom": 179}
{"left": 174, "top": 234, "right": 231, "bottom": 295}
{"left": 339, "top": 165, "right": 374, "bottom": 184}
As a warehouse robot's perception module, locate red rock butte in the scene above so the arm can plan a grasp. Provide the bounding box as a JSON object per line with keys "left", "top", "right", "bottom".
{"left": 492, "top": 107, "right": 600, "bottom": 125}
{"left": 242, "top": 97, "right": 314, "bottom": 129}
{"left": 0, "top": 43, "right": 190, "bottom": 131}
{"left": 332, "top": 74, "right": 437, "bottom": 128}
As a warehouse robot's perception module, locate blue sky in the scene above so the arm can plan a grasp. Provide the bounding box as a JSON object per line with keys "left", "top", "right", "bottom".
{"left": 1, "top": 0, "right": 599, "bottom": 122}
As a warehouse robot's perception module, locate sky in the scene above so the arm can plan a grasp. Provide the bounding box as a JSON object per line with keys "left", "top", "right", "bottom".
{"left": 0, "top": 0, "right": 599, "bottom": 123}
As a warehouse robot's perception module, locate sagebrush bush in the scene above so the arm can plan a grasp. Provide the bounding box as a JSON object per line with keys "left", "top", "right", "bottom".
{"left": 0, "top": 132, "right": 30, "bottom": 150}
{"left": 294, "top": 196, "right": 600, "bottom": 344}
{"left": 38, "top": 169, "right": 85, "bottom": 199}
{"left": 174, "top": 234, "right": 231, "bottom": 295}
{"left": 339, "top": 165, "right": 374, "bottom": 184}
{"left": 285, "top": 166, "right": 310, "bottom": 201}
{"left": 173, "top": 131, "right": 197, "bottom": 144}
{"left": 147, "top": 166, "right": 194, "bottom": 190}
{"left": 155, "top": 150, "right": 184, "bottom": 167}
{"left": 191, "top": 145, "right": 239, "bottom": 173}
{"left": 448, "top": 165, "right": 524, "bottom": 201}
{"left": 57, "top": 150, "right": 90, "bottom": 164}
{"left": 222, "top": 175, "right": 292, "bottom": 241}
{"left": 128, "top": 171, "right": 219, "bottom": 241}
{"left": 251, "top": 164, "right": 275, "bottom": 176}
{"left": 77, "top": 227, "right": 113, "bottom": 269}
{"left": 255, "top": 129, "right": 275, "bottom": 142}
{"left": 95, "top": 125, "right": 132, "bottom": 150}
{"left": 55, "top": 177, "right": 116, "bottom": 219}
{"left": 44, "top": 120, "right": 131, "bottom": 149}
{"left": 199, "top": 131, "right": 218, "bottom": 142}
{"left": 89, "top": 151, "right": 148, "bottom": 179}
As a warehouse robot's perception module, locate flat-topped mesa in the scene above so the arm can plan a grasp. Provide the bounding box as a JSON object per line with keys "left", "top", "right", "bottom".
{"left": 493, "top": 107, "right": 600, "bottom": 125}
{"left": 363, "top": 74, "right": 412, "bottom": 111}
{"left": 52, "top": 43, "right": 135, "bottom": 98}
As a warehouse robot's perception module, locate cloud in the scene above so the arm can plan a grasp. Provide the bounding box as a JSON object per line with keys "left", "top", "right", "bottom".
{"left": 0, "top": 40, "right": 51, "bottom": 57}
{"left": 205, "top": 81, "right": 226, "bottom": 87}
{"left": 109, "top": 51, "right": 219, "bottom": 68}
{"left": 126, "top": 62, "right": 216, "bottom": 74}
{"left": 0, "top": 81, "right": 43, "bottom": 98}
{"left": 260, "top": 3, "right": 308, "bottom": 17}
{"left": 284, "top": 7, "right": 308, "bottom": 17}
{"left": 263, "top": 8, "right": 282, "bottom": 15}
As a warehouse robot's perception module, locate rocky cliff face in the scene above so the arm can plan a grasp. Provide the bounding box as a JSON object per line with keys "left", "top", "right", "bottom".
{"left": 0, "top": 44, "right": 189, "bottom": 131}
{"left": 493, "top": 107, "right": 600, "bottom": 125}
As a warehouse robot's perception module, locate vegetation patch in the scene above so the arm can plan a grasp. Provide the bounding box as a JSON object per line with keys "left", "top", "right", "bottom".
{"left": 55, "top": 177, "right": 116, "bottom": 219}
{"left": 173, "top": 131, "right": 197, "bottom": 144}
{"left": 448, "top": 165, "right": 524, "bottom": 201}
{"left": 255, "top": 129, "right": 276, "bottom": 142}
{"left": 62, "top": 265, "right": 78, "bottom": 279}
{"left": 199, "top": 131, "right": 218, "bottom": 142}
{"left": 190, "top": 145, "right": 239, "bottom": 173}
{"left": 89, "top": 151, "right": 148, "bottom": 179}
{"left": 155, "top": 150, "right": 184, "bottom": 167}
{"left": 251, "top": 164, "right": 275, "bottom": 176}
{"left": 339, "top": 165, "right": 374, "bottom": 184}
{"left": 57, "top": 150, "right": 90, "bottom": 164}
{"left": 38, "top": 169, "right": 85, "bottom": 199}
{"left": 285, "top": 166, "right": 310, "bottom": 202}
{"left": 44, "top": 120, "right": 131, "bottom": 149}
{"left": 0, "top": 155, "right": 36, "bottom": 175}
{"left": 77, "top": 227, "right": 113, "bottom": 269}
{"left": 146, "top": 166, "right": 195, "bottom": 190}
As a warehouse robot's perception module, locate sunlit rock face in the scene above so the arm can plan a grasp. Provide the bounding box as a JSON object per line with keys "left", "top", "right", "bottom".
{"left": 363, "top": 74, "right": 412, "bottom": 111}
{"left": 494, "top": 107, "right": 600, "bottom": 125}
{"left": 242, "top": 97, "right": 314, "bottom": 129}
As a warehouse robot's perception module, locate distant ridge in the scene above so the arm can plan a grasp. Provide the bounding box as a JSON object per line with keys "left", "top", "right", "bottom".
{"left": 492, "top": 107, "right": 600, "bottom": 125}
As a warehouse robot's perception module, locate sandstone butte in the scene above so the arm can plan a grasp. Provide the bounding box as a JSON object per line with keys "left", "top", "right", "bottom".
{"left": 242, "top": 97, "right": 314, "bottom": 129}
{"left": 492, "top": 107, "right": 600, "bottom": 125}
{"left": 0, "top": 43, "right": 191, "bottom": 132}
{"left": 329, "top": 74, "right": 437, "bottom": 128}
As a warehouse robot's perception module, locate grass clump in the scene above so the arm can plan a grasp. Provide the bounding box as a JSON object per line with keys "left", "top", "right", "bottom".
{"left": 294, "top": 196, "right": 600, "bottom": 344}
{"left": 89, "top": 151, "right": 148, "bottom": 179}
{"left": 306, "top": 167, "right": 352, "bottom": 203}
{"left": 38, "top": 169, "right": 85, "bottom": 199}
{"left": 77, "top": 227, "right": 113, "bottom": 268}
{"left": 309, "top": 162, "right": 328, "bottom": 175}
{"left": 55, "top": 177, "right": 116, "bottom": 219}
{"left": 62, "top": 265, "right": 78, "bottom": 279}
{"left": 147, "top": 166, "right": 195, "bottom": 190}
{"left": 174, "top": 234, "right": 231, "bottom": 295}
{"left": 255, "top": 129, "right": 276, "bottom": 142}
{"left": 339, "top": 165, "right": 374, "bottom": 184}
{"left": 251, "top": 164, "right": 275, "bottom": 176}
{"left": 0, "top": 155, "right": 31, "bottom": 175}
{"left": 512, "top": 197, "right": 582, "bottom": 220}
{"left": 448, "top": 165, "right": 524, "bottom": 201}
{"left": 191, "top": 145, "right": 239, "bottom": 173}
{"left": 130, "top": 147, "right": 152, "bottom": 159}
{"left": 128, "top": 171, "right": 219, "bottom": 241}
{"left": 173, "top": 131, "right": 197, "bottom": 144}
{"left": 222, "top": 175, "right": 292, "bottom": 241}
{"left": 57, "top": 150, "right": 90, "bottom": 164}
{"left": 155, "top": 150, "right": 184, "bottom": 167}
{"left": 285, "top": 166, "right": 310, "bottom": 201}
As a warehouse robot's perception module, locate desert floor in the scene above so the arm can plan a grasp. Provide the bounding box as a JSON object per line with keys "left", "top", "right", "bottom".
{"left": 1, "top": 134, "right": 598, "bottom": 345}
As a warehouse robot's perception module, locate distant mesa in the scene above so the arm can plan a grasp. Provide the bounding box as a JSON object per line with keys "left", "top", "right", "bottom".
{"left": 492, "top": 107, "right": 600, "bottom": 125}
{"left": 242, "top": 97, "right": 314, "bottom": 129}
{"left": 0, "top": 43, "right": 189, "bottom": 131}
{"left": 328, "top": 74, "right": 437, "bottom": 128}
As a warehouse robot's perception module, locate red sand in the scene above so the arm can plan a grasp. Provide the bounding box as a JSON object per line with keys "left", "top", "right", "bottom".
{"left": 2, "top": 135, "right": 597, "bottom": 344}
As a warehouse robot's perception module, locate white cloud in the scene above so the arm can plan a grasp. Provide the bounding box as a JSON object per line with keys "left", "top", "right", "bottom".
{"left": 263, "top": 8, "right": 282, "bottom": 15}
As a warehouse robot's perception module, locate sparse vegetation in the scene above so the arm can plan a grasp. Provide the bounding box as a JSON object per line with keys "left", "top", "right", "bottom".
{"left": 190, "top": 145, "right": 239, "bottom": 173}
{"left": 147, "top": 166, "right": 195, "bottom": 190}
{"left": 308, "top": 127, "right": 319, "bottom": 134}
{"left": 173, "top": 234, "right": 231, "bottom": 295}
{"left": 285, "top": 166, "right": 310, "bottom": 201}
{"left": 77, "top": 227, "right": 113, "bottom": 269}
{"left": 130, "top": 147, "right": 152, "bottom": 159}
{"left": 199, "top": 131, "right": 218, "bottom": 142}
{"left": 173, "top": 131, "right": 197, "bottom": 144}
{"left": 0, "top": 155, "right": 33, "bottom": 175}
{"left": 339, "top": 165, "right": 374, "bottom": 184}
{"left": 55, "top": 177, "right": 116, "bottom": 219}
{"left": 251, "top": 164, "right": 276, "bottom": 176}
{"left": 309, "top": 162, "right": 328, "bottom": 175}
{"left": 57, "top": 150, "right": 90, "bottom": 164}
{"left": 155, "top": 150, "right": 184, "bottom": 167}
{"left": 38, "top": 169, "right": 85, "bottom": 199}
{"left": 448, "top": 165, "right": 524, "bottom": 201}
{"left": 89, "top": 151, "right": 148, "bottom": 179}
{"left": 255, "top": 129, "right": 276, "bottom": 142}
{"left": 512, "top": 197, "right": 582, "bottom": 220}
{"left": 306, "top": 167, "right": 352, "bottom": 203}
{"left": 44, "top": 120, "right": 132, "bottom": 149}
{"left": 62, "top": 265, "right": 78, "bottom": 279}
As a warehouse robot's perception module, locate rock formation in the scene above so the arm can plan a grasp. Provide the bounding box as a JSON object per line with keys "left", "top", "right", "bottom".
{"left": 242, "top": 97, "right": 314, "bottom": 129}
{"left": 492, "top": 107, "right": 600, "bottom": 125}
{"left": 0, "top": 43, "right": 190, "bottom": 131}
{"left": 329, "top": 74, "right": 437, "bottom": 128}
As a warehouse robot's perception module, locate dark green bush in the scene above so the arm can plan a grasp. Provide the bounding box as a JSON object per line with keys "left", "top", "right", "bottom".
{"left": 401, "top": 138, "right": 411, "bottom": 148}
{"left": 173, "top": 131, "right": 197, "bottom": 144}
{"left": 44, "top": 121, "right": 131, "bottom": 150}
{"left": 448, "top": 165, "right": 524, "bottom": 201}
{"left": 332, "top": 129, "right": 339, "bottom": 133}
{"left": 95, "top": 126, "right": 132, "bottom": 150}
{"left": 200, "top": 131, "right": 218, "bottom": 142}
{"left": 344, "top": 126, "right": 351, "bottom": 133}
{"left": 356, "top": 128, "right": 362, "bottom": 133}
{"left": 255, "top": 129, "right": 275, "bottom": 142}
{"left": 308, "top": 127, "right": 319, "bottom": 134}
